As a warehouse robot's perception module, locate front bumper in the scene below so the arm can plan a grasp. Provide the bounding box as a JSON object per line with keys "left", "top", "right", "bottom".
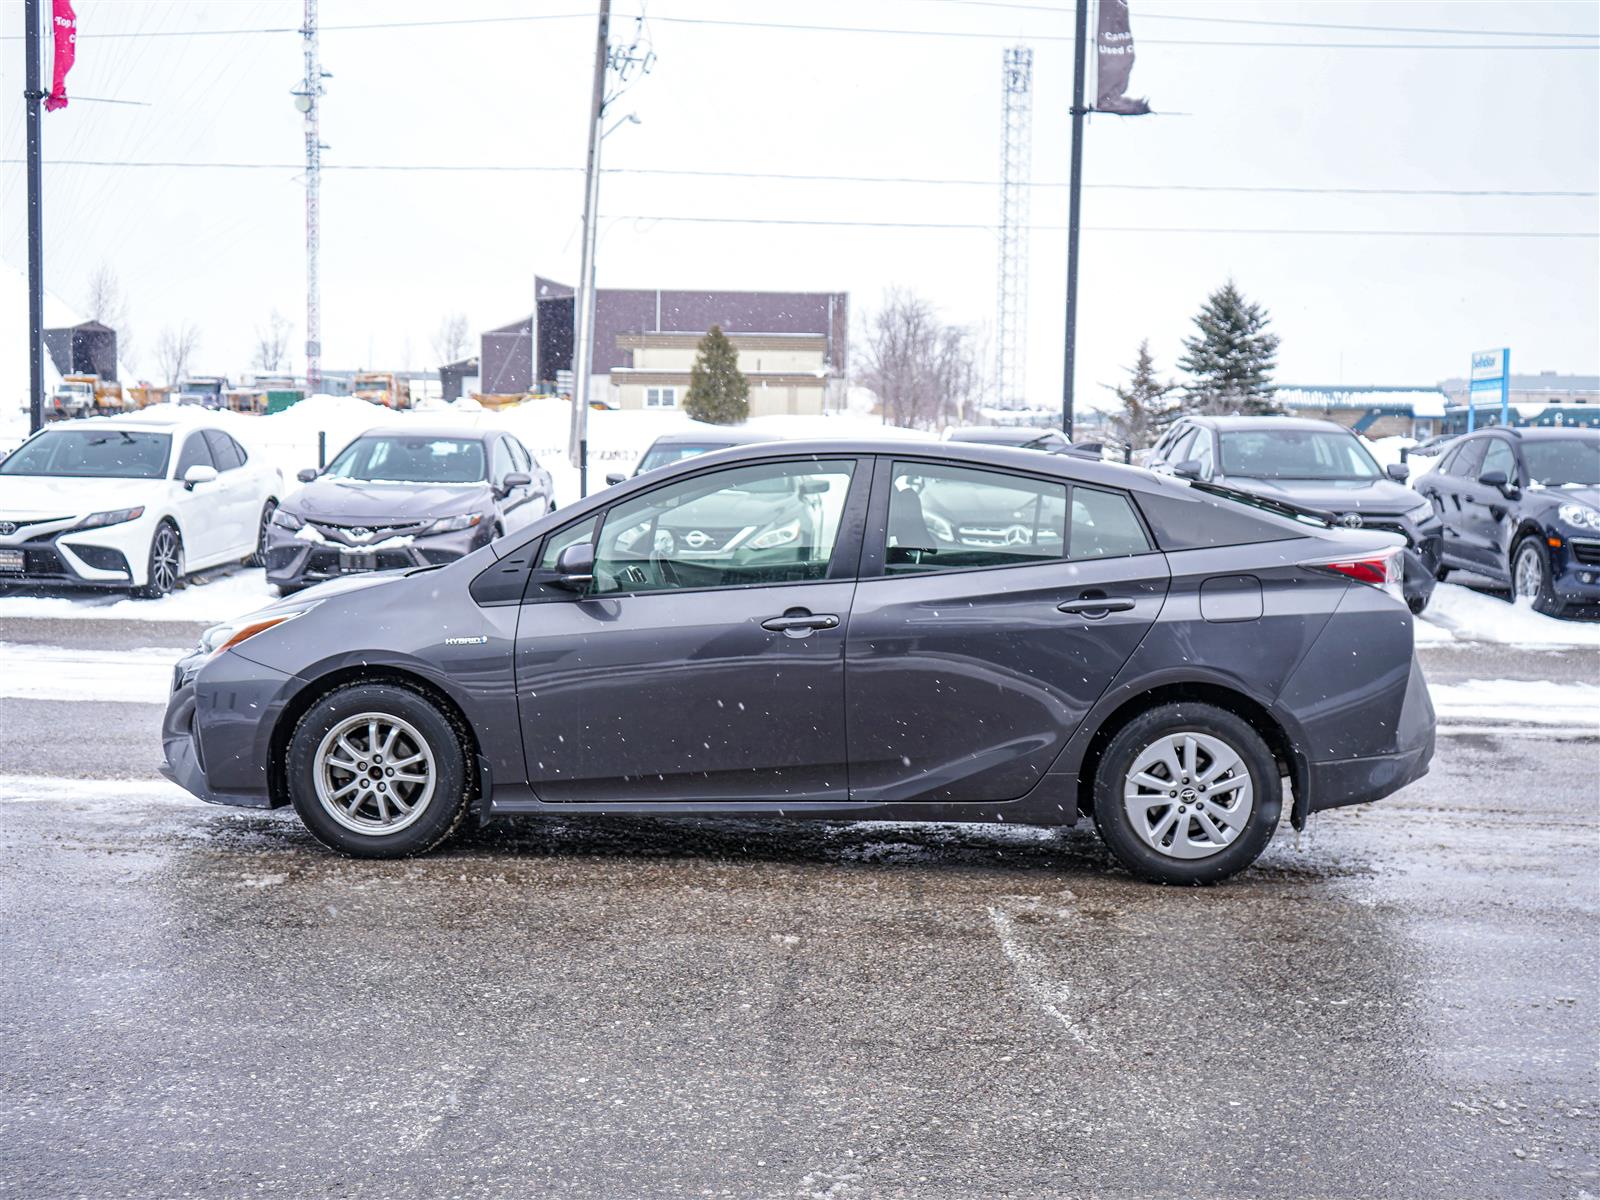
{"left": 0, "top": 521, "right": 149, "bottom": 590}
{"left": 160, "top": 647, "right": 298, "bottom": 808}
{"left": 1553, "top": 536, "right": 1600, "bottom": 605}
{"left": 263, "top": 524, "right": 484, "bottom": 590}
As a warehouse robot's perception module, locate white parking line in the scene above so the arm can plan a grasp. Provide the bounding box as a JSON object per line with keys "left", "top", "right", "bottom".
{"left": 986, "top": 903, "right": 1089, "bottom": 1045}
{"left": 0, "top": 643, "right": 185, "bottom": 706}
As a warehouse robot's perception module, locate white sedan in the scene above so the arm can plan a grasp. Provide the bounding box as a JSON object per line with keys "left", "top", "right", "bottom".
{"left": 0, "top": 414, "right": 282, "bottom": 597}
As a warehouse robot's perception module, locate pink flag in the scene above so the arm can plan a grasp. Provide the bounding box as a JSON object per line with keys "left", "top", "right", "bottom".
{"left": 44, "top": 0, "right": 77, "bottom": 112}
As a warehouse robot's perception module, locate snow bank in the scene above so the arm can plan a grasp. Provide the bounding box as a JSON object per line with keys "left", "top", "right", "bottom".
{"left": 0, "top": 567, "right": 276, "bottom": 624}
{"left": 1418, "top": 583, "right": 1600, "bottom": 648}
{"left": 1429, "top": 678, "right": 1600, "bottom": 729}
{"left": 0, "top": 642, "right": 185, "bottom": 705}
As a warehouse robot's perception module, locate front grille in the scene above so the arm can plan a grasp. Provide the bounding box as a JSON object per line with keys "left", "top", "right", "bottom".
{"left": 309, "top": 521, "right": 423, "bottom": 546}
{"left": 24, "top": 546, "right": 64, "bottom": 574}
{"left": 1569, "top": 538, "right": 1600, "bottom": 567}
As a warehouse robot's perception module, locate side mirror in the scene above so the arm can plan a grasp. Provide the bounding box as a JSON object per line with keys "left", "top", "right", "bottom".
{"left": 1174, "top": 459, "right": 1204, "bottom": 480}
{"left": 183, "top": 464, "right": 219, "bottom": 489}
{"left": 552, "top": 542, "right": 595, "bottom": 591}
{"left": 296, "top": 467, "right": 319, "bottom": 483}
{"left": 605, "top": 472, "right": 627, "bottom": 487}
{"left": 1477, "top": 468, "right": 1508, "bottom": 490}
{"left": 1386, "top": 462, "right": 1410, "bottom": 482}
{"left": 500, "top": 471, "right": 532, "bottom": 495}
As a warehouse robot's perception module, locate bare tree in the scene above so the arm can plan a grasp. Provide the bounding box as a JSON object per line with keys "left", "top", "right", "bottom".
{"left": 253, "top": 309, "right": 293, "bottom": 373}
{"left": 155, "top": 322, "right": 201, "bottom": 386}
{"left": 85, "top": 263, "right": 136, "bottom": 373}
{"left": 431, "top": 312, "right": 470, "bottom": 366}
{"left": 855, "top": 289, "right": 986, "bottom": 430}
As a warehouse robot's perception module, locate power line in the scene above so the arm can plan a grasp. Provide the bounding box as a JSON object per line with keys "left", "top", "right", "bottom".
{"left": 605, "top": 215, "right": 1597, "bottom": 238}
{"left": 7, "top": 158, "right": 1594, "bottom": 199}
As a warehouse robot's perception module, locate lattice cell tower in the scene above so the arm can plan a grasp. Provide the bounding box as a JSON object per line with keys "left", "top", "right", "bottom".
{"left": 996, "top": 45, "right": 1033, "bottom": 411}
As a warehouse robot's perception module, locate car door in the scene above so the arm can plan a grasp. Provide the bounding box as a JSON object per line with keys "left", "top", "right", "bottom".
{"left": 201, "top": 430, "right": 255, "bottom": 556}
{"left": 501, "top": 436, "right": 545, "bottom": 531}
{"left": 844, "top": 458, "right": 1169, "bottom": 806}
{"left": 1433, "top": 437, "right": 1487, "bottom": 569}
{"left": 1467, "top": 436, "right": 1520, "bottom": 575}
{"left": 171, "top": 431, "right": 224, "bottom": 563}
{"left": 513, "top": 456, "right": 868, "bottom": 803}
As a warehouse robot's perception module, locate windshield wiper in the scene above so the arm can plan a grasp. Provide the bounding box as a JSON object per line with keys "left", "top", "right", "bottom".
{"left": 1189, "top": 479, "right": 1335, "bottom": 527}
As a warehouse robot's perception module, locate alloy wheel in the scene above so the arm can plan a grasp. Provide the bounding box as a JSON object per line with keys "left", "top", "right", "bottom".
{"left": 1513, "top": 542, "right": 1544, "bottom": 601}
{"left": 1122, "top": 731, "right": 1255, "bottom": 860}
{"left": 313, "top": 712, "right": 437, "bottom": 836}
{"left": 150, "top": 525, "right": 181, "bottom": 594}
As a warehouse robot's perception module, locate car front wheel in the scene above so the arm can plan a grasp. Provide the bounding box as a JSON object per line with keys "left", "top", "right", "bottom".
{"left": 287, "top": 683, "right": 471, "bottom": 858}
{"left": 136, "top": 520, "right": 183, "bottom": 598}
{"left": 1092, "top": 703, "right": 1281, "bottom": 885}
{"left": 248, "top": 500, "right": 277, "bottom": 567}
{"left": 1512, "top": 536, "right": 1561, "bottom": 617}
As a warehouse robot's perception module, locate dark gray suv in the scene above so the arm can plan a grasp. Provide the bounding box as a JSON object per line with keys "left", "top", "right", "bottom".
{"left": 162, "top": 439, "right": 1435, "bottom": 884}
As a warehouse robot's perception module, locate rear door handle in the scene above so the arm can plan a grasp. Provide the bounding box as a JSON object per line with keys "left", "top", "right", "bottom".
{"left": 761, "top": 611, "right": 840, "bottom": 634}
{"left": 1057, "top": 596, "right": 1136, "bottom": 617}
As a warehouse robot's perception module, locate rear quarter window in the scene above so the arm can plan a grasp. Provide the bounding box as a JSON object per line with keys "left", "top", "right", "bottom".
{"left": 1132, "top": 482, "right": 1305, "bottom": 550}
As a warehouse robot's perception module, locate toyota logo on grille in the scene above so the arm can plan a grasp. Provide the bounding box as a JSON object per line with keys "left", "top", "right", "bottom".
{"left": 683, "top": 530, "right": 712, "bottom": 549}
{"left": 348, "top": 527, "right": 374, "bottom": 540}
{"left": 0, "top": 522, "right": 15, "bottom": 536}
{"left": 1338, "top": 513, "right": 1363, "bottom": 529}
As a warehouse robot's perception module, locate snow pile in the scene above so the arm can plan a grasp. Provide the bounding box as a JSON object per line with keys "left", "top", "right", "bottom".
{"left": 0, "top": 642, "right": 185, "bottom": 705}
{"left": 1428, "top": 678, "right": 1600, "bottom": 730}
{"left": 1418, "top": 583, "right": 1600, "bottom": 648}
{"left": 0, "top": 567, "right": 276, "bottom": 623}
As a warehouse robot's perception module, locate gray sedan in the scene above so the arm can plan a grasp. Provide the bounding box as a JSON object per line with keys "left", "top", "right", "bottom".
{"left": 162, "top": 438, "right": 1434, "bottom": 884}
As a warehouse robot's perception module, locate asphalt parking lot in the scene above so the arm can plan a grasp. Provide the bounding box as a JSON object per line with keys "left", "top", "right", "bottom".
{"left": 0, "top": 617, "right": 1595, "bottom": 1199}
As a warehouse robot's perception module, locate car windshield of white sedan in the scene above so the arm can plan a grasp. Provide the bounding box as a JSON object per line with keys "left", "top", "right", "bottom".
{"left": 324, "top": 436, "right": 486, "bottom": 484}
{"left": 1522, "top": 440, "right": 1600, "bottom": 487}
{"left": 0, "top": 429, "right": 171, "bottom": 478}
{"left": 1220, "top": 430, "right": 1381, "bottom": 481}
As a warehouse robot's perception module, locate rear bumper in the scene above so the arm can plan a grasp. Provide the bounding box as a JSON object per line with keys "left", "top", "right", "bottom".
{"left": 1304, "top": 652, "right": 1435, "bottom": 814}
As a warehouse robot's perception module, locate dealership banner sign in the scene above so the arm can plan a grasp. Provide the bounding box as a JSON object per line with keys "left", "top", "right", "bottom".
{"left": 1095, "top": 0, "right": 1151, "bottom": 115}
{"left": 1468, "top": 347, "right": 1511, "bottom": 430}
{"left": 44, "top": 0, "right": 77, "bottom": 112}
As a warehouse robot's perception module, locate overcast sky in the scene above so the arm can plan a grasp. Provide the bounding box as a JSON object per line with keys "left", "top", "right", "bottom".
{"left": 3, "top": 0, "right": 1596, "bottom": 408}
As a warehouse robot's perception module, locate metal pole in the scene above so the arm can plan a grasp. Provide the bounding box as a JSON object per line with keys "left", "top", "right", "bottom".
{"left": 24, "top": 0, "right": 46, "bottom": 434}
{"left": 1060, "top": 0, "right": 1089, "bottom": 440}
{"left": 302, "top": 0, "right": 323, "bottom": 396}
{"left": 1500, "top": 347, "right": 1510, "bottom": 427}
{"left": 569, "top": 0, "right": 611, "bottom": 499}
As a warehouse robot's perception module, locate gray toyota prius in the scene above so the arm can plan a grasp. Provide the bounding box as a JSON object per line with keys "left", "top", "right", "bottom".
{"left": 161, "top": 438, "right": 1435, "bottom": 884}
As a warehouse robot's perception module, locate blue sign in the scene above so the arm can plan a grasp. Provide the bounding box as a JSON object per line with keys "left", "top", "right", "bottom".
{"left": 1467, "top": 347, "right": 1510, "bottom": 432}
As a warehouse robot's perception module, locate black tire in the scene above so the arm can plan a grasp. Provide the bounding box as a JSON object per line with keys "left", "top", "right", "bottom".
{"left": 1407, "top": 593, "right": 1428, "bottom": 615}
{"left": 1091, "top": 702, "right": 1282, "bottom": 885}
{"left": 1433, "top": 564, "right": 1451, "bottom": 582}
{"left": 1511, "top": 535, "right": 1562, "bottom": 617}
{"left": 248, "top": 500, "right": 277, "bottom": 567}
{"left": 135, "top": 519, "right": 183, "bottom": 598}
{"left": 287, "top": 683, "right": 472, "bottom": 858}
{"left": 275, "top": 583, "right": 305, "bottom": 598}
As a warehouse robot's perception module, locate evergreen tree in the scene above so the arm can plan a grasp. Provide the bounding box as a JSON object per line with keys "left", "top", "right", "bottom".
{"left": 1104, "top": 339, "right": 1179, "bottom": 450}
{"left": 1177, "top": 281, "right": 1280, "bottom": 415}
{"left": 683, "top": 325, "right": 749, "bottom": 424}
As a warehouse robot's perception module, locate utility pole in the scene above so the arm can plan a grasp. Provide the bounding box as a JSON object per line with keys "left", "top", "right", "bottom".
{"left": 996, "top": 46, "right": 1033, "bottom": 413}
{"left": 1060, "top": 0, "right": 1089, "bottom": 440}
{"left": 570, "top": 0, "right": 611, "bottom": 500}
{"left": 24, "top": 0, "right": 45, "bottom": 434}
{"left": 296, "top": 0, "right": 326, "bottom": 395}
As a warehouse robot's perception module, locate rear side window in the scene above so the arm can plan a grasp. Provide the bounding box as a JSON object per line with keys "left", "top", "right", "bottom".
{"left": 886, "top": 461, "right": 1066, "bottom": 574}
{"left": 1071, "top": 488, "right": 1151, "bottom": 558}
{"left": 202, "top": 430, "right": 245, "bottom": 471}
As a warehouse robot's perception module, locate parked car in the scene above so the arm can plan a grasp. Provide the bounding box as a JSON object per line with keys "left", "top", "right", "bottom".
{"left": 947, "top": 425, "right": 1101, "bottom": 460}
{"left": 1144, "top": 415, "right": 1442, "bottom": 613}
{"left": 264, "top": 426, "right": 553, "bottom": 595}
{"left": 0, "top": 414, "right": 281, "bottom": 596}
{"left": 605, "top": 427, "right": 780, "bottom": 485}
{"left": 162, "top": 438, "right": 1435, "bottom": 884}
{"left": 1412, "top": 426, "right": 1600, "bottom": 616}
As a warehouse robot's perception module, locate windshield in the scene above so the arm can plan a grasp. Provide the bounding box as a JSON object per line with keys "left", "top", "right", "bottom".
{"left": 324, "top": 436, "right": 486, "bottom": 484}
{"left": 0, "top": 429, "right": 171, "bottom": 479}
{"left": 1219, "top": 429, "right": 1382, "bottom": 481}
{"left": 1522, "top": 439, "right": 1600, "bottom": 487}
{"left": 638, "top": 443, "right": 737, "bottom": 473}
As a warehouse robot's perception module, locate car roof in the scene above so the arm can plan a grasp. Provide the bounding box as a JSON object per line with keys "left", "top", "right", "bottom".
{"left": 1178, "top": 415, "right": 1351, "bottom": 433}
{"left": 1465, "top": 426, "right": 1600, "bottom": 441}
{"left": 646, "top": 427, "right": 782, "bottom": 448}
{"left": 359, "top": 424, "right": 501, "bottom": 441}
{"left": 40, "top": 413, "right": 213, "bottom": 434}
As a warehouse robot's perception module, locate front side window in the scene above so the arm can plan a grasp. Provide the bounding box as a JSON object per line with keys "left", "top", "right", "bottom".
{"left": 1188, "top": 430, "right": 1216, "bottom": 478}
{"left": 324, "top": 436, "right": 487, "bottom": 484}
{"left": 1480, "top": 438, "right": 1516, "bottom": 481}
{"left": 1219, "top": 429, "right": 1381, "bottom": 481}
{"left": 886, "top": 462, "right": 1066, "bottom": 574}
{"left": 592, "top": 459, "right": 855, "bottom": 594}
{"left": 0, "top": 429, "right": 171, "bottom": 479}
{"left": 1445, "top": 438, "right": 1488, "bottom": 479}
{"left": 645, "top": 387, "right": 679, "bottom": 408}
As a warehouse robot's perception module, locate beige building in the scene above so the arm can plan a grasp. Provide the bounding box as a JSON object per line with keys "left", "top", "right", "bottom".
{"left": 605, "top": 331, "right": 832, "bottom": 416}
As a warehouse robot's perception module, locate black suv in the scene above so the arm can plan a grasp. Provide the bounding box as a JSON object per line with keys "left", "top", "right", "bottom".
{"left": 1144, "top": 416, "right": 1442, "bottom": 613}
{"left": 1413, "top": 426, "right": 1600, "bottom": 617}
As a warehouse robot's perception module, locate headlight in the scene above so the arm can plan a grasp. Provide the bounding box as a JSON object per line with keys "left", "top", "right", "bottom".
{"left": 77, "top": 506, "right": 145, "bottom": 529}
{"left": 197, "top": 609, "right": 307, "bottom": 658}
{"left": 1557, "top": 502, "right": 1600, "bottom": 531}
{"left": 270, "top": 508, "right": 304, "bottom": 531}
{"left": 748, "top": 518, "right": 801, "bottom": 550}
{"left": 1403, "top": 496, "right": 1436, "bottom": 523}
{"left": 423, "top": 512, "right": 483, "bottom": 535}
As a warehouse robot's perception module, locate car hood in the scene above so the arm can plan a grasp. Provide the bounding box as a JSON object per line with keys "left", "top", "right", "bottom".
{"left": 1215, "top": 475, "right": 1420, "bottom": 514}
{"left": 1533, "top": 483, "right": 1600, "bottom": 508}
{"left": 0, "top": 474, "right": 162, "bottom": 518}
{"left": 286, "top": 477, "right": 491, "bottom": 523}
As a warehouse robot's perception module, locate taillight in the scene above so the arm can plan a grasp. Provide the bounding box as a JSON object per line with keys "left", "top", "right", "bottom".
{"left": 1311, "top": 548, "right": 1405, "bottom": 603}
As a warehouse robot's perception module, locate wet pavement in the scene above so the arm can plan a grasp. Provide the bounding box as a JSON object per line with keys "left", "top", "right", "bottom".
{"left": 0, "top": 620, "right": 1596, "bottom": 1198}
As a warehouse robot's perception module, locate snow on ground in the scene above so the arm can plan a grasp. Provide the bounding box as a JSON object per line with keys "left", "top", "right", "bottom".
{"left": 0, "top": 642, "right": 187, "bottom": 704}
{"left": 0, "top": 567, "right": 277, "bottom": 623}
{"left": 1418, "top": 582, "right": 1600, "bottom": 648}
{"left": 1428, "top": 678, "right": 1600, "bottom": 730}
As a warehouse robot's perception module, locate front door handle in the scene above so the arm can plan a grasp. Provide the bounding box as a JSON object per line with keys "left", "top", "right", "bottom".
{"left": 761, "top": 611, "right": 840, "bottom": 635}
{"left": 1057, "top": 595, "right": 1136, "bottom": 617}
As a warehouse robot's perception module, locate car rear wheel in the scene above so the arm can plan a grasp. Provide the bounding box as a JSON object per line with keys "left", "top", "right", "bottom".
{"left": 1092, "top": 703, "right": 1281, "bottom": 885}
{"left": 136, "top": 520, "right": 183, "bottom": 598}
{"left": 287, "top": 683, "right": 471, "bottom": 858}
{"left": 1512, "top": 536, "right": 1561, "bottom": 617}
{"left": 248, "top": 500, "right": 276, "bottom": 567}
